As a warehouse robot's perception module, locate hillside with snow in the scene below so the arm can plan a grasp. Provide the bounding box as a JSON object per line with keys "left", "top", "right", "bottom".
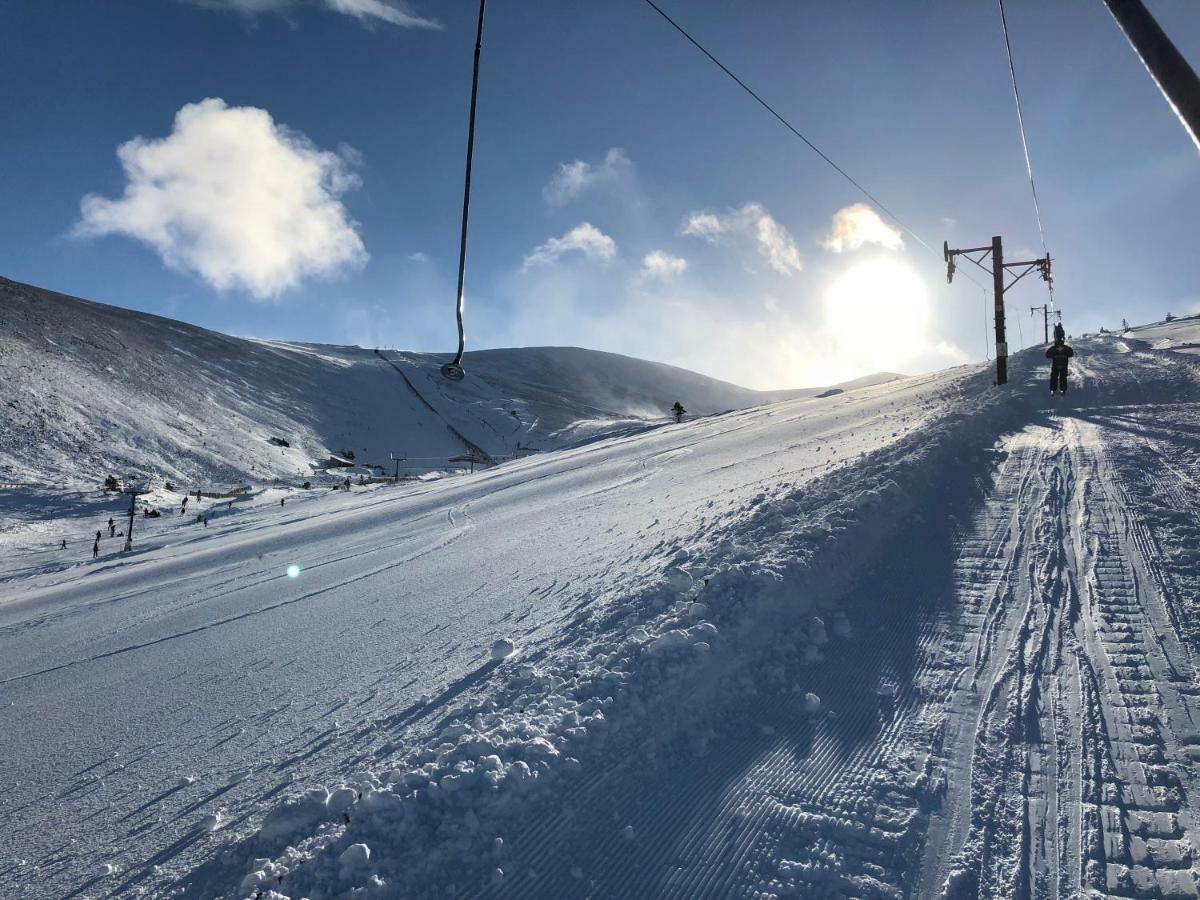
{"left": 0, "top": 276, "right": 889, "bottom": 495}
{"left": 2, "top": 301, "right": 1200, "bottom": 899}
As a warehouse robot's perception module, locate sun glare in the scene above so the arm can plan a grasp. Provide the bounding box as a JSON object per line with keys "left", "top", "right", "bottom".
{"left": 825, "top": 258, "right": 929, "bottom": 372}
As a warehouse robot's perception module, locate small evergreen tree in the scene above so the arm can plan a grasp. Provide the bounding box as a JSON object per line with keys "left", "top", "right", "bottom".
{"left": 671, "top": 401, "right": 686, "bottom": 423}
{"left": 1122, "top": 318, "right": 1129, "bottom": 332}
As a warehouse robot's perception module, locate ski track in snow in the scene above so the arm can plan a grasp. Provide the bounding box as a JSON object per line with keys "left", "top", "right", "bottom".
{"left": 2, "top": 318, "right": 1200, "bottom": 898}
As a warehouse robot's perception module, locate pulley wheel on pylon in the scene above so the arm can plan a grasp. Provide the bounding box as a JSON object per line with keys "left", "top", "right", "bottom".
{"left": 440, "top": 362, "right": 466, "bottom": 381}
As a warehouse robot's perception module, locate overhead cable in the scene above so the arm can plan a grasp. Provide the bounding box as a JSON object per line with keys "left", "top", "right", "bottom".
{"left": 997, "top": 0, "right": 1049, "bottom": 257}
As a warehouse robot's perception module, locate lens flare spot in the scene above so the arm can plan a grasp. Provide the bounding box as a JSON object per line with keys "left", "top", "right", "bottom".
{"left": 286, "top": 564, "right": 301, "bottom": 578}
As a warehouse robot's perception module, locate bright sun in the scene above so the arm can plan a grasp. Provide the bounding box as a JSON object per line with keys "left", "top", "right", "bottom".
{"left": 825, "top": 257, "right": 929, "bottom": 371}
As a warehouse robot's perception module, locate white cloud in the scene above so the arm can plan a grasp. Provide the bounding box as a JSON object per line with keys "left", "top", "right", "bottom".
{"left": 324, "top": 0, "right": 439, "bottom": 28}
{"left": 543, "top": 148, "right": 632, "bottom": 207}
{"left": 408, "top": 251, "right": 429, "bottom": 262}
{"left": 821, "top": 203, "right": 903, "bottom": 253}
{"left": 523, "top": 223, "right": 616, "bottom": 270}
{"left": 77, "top": 98, "right": 367, "bottom": 299}
{"left": 185, "top": 0, "right": 439, "bottom": 28}
{"left": 640, "top": 250, "right": 687, "bottom": 280}
{"left": 681, "top": 202, "right": 803, "bottom": 275}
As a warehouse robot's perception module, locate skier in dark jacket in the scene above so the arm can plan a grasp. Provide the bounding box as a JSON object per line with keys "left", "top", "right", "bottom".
{"left": 1046, "top": 337, "right": 1075, "bottom": 394}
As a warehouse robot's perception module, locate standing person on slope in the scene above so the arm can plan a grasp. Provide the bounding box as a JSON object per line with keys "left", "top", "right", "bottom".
{"left": 1046, "top": 335, "right": 1075, "bottom": 395}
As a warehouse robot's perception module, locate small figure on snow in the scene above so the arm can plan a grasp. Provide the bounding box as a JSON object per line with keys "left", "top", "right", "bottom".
{"left": 61, "top": 539, "right": 67, "bottom": 550}
{"left": 180, "top": 496, "right": 189, "bottom": 516}
{"left": 280, "top": 497, "right": 285, "bottom": 507}
{"left": 1046, "top": 334, "right": 1075, "bottom": 395}
{"left": 92, "top": 540, "right": 99, "bottom": 559}
{"left": 1053, "top": 320, "right": 1065, "bottom": 343}
{"left": 108, "top": 517, "right": 115, "bottom": 537}
{"left": 95, "top": 530, "right": 102, "bottom": 543}
{"left": 671, "top": 401, "right": 686, "bottom": 423}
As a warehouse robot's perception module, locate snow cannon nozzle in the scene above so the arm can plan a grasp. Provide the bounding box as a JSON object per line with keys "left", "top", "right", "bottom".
{"left": 440, "top": 362, "right": 466, "bottom": 381}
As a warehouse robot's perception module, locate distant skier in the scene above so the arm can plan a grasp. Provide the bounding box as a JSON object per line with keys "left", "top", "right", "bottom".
{"left": 181, "top": 496, "right": 189, "bottom": 516}
{"left": 108, "top": 517, "right": 115, "bottom": 537}
{"left": 672, "top": 401, "right": 686, "bottom": 423}
{"left": 61, "top": 539, "right": 67, "bottom": 550}
{"left": 280, "top": 497, "right": 285, "bottom": 507}
{"left": 1046, "top": 336, "right": 1075, "bottom": 395}
{"left": 95, "top": 530, "right": 102, "bottom": 543}
{"left": 92, "top": 540, "right": 99, "bottom": 559}
{"left": 1054, "top": 320, "right": 1065, "bottom": 343}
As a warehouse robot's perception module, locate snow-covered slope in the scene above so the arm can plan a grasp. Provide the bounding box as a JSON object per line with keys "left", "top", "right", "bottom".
{"left": 3, "top": 313, "right": 1200, "bottom": 900}
{"left": 0, "top": 277, "right": 886, "bottom": 494}
{"left": 1122, "top": 313, "right": 1200, "bottom": 356}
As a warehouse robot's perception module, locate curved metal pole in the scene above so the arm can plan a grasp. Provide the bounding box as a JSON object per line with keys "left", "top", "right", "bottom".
{"left": 1102, "top": 0, "right": 1200, "bottom": 153}
{"left": 442, "top": 0, "right": 486, "bottom": 381}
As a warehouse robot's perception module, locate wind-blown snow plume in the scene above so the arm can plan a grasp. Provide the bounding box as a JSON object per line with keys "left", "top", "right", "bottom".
{"left": 522, "top": 223, "right": 617, "bottom": 269}
{"left": 821, "top": 202, "right": 903, "bottom": 253}
{"left": 76, "top": 98, "right": 367, "bottom": 299}
{"left": 543, "top": 148, "right": 632, "bottom": 207}
{"left": 682, "top": 202, "right": 803, "bottom": 275}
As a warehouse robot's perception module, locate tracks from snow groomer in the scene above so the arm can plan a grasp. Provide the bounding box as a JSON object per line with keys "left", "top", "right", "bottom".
{"left": 922, "top": 406, "right": 1200, "bottom": 899}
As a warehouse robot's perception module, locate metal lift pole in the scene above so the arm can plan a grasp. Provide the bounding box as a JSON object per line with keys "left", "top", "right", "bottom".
{"left": 992, "top": 236, "right": 1007, "bottom": 385}
{"left": 1031, "top": 304, "right": 1049, "bottom": 343}
{"left": 441, "top": 0, "right": 487, "bottom": 382}
{"left": 1102, "top": 0, "right": 1200, "bottom": 153}
{"left": 946, "top": 236, "right": 1051, "bottom": 386}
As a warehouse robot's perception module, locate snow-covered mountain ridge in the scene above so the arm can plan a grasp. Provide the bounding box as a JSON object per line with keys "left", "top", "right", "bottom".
{"left": 0, "top": 276, "right": 894, "bottom": 492}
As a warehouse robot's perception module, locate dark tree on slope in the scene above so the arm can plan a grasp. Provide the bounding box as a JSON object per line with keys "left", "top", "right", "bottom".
{"left": 671, "top": 401, "right": 686, "bottom": 423}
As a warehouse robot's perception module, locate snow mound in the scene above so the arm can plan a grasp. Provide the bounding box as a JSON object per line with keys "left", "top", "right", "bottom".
{"left": 490, "top": 638, "right": 517, "bottom": 661}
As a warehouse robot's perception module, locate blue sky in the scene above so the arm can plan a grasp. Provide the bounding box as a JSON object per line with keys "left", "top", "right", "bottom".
{"left": 2, "top": 0, "right": 1198, "bottom": 389}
